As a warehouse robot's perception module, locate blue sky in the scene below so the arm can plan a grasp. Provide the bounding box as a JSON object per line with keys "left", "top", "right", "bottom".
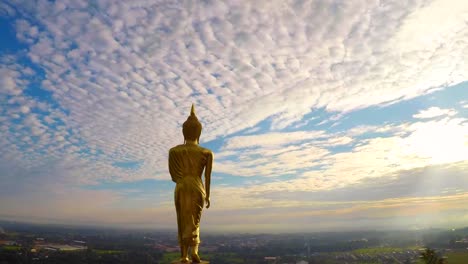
{"left": 0, "top": 0, "right": 467, "bottom": 232}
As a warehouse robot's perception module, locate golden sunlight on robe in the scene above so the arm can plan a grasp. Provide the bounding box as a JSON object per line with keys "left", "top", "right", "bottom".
{"left": 168, "top": 144, "right": 210, "bottom": 246}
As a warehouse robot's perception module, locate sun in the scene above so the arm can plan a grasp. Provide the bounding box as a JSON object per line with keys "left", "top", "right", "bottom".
{"left": 405, "top": 118, "right": 468, "bottom": 165}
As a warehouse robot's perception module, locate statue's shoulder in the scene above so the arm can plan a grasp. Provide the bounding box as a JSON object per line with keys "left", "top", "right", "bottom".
{"left": 199, "top": 146, "right": 213, "bottom": 156}
{"left": 169, "top": 144, "right": 212, "bottom": 156}
{"left": 169, "top": 144, "right": 185, "bottom": 153}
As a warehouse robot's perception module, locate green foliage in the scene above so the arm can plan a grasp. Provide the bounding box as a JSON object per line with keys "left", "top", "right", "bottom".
{"left": 2, "top": 245, "right": 21, "bottom": 251}
{"left": 160, "top": 252, "right": 180, "bottom": 264}
{"left": 419, "top": 248, "right": 446, "bottom": 264}
{"left": 210, "top": 252, "right": 244, "bottom": 264}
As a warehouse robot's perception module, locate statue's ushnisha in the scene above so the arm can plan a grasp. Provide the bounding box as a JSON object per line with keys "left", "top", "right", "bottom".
{"left": 169, "top": 104, "right": 213, "bottom": 263}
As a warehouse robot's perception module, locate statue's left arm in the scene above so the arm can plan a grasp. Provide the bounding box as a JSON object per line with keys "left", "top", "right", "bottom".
{"left": 168, "top": 149, "right": 180, "bottom": 183}
{"left": 204, "top": 150, "right": 213, "bottom": 208}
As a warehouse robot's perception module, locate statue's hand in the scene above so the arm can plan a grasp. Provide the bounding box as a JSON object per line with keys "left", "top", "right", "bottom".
{"left": 205, "top": 197, "right": 210, "bottom": 209}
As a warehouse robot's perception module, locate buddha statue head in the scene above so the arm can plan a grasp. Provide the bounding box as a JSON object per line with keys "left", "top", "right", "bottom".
{"left": 182, "top": 104, "right": 202, "bottom": 143}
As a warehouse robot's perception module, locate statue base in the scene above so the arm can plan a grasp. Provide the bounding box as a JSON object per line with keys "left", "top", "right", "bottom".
{"left": 171, "top": 261, "right": 209, "bottom": 264}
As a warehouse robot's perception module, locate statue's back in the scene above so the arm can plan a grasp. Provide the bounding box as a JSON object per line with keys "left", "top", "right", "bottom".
{"left": 169, "top": 144, "right": 209, "bottom": 183}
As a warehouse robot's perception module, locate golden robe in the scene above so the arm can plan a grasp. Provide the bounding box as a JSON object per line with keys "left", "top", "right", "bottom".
{"left": 169, "top": 144, "right": 211, "bottom": 246}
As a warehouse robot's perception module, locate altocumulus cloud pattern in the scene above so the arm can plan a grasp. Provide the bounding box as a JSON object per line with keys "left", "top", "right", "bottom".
{"left": 0, "top": 0, "right": 467, "bottom": 231}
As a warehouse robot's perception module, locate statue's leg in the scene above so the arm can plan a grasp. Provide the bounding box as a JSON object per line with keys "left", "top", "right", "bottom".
{"left": 191, "top": 243, "right": 201, "bottom": 263}
{"left": 191, "top": 191, "right": 203, "bottom": 263}
{"left": 180, "top": 244, "right": 189, "bottom": 263}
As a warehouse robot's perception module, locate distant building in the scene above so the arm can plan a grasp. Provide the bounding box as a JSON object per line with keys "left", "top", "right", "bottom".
{"left": 34, "top": 242, "right": 87, "bottom": 252}
{"left": 0, "top": 240, "right": 16, "bottom": 246}
{"left": 264, "top": 256, "right": 279, "bottom": 264}
{"left": 71, "top": 240, "right": 86, "bottom": 247}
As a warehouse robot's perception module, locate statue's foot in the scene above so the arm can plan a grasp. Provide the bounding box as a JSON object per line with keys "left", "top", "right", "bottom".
{"left": 180, "top": 257, "right": 189, "bottom": 263}
{"left": 192, "top": 253, "right": 201, "bottom": 263}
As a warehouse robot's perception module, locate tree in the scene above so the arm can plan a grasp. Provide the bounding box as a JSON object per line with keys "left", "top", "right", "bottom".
{"left": 420, "top": 248, "right": 446, "bottom": 264}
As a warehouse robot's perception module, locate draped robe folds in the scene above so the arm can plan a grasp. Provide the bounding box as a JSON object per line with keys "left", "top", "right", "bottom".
{"left": 169, "top": 144, "right": 209, "bottom": 246}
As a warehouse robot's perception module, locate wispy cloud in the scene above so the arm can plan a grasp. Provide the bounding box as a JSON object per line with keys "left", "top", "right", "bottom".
{"left": 223, "top": 130, "right": 327, "bottom": 150}
{"left": 1, "top": 0, "right": 467, "bottom": 230}
{"left": 460, "top": 100, "right": 468, "bottom": 109}
{"left": 413, "top": 107, "right": 457, "bottom": 119}
{"left": 2, "top": 0, "right": 467, "bottom": 182}
{"left": 216, "top": 116, "right": 468, "bottom": 185}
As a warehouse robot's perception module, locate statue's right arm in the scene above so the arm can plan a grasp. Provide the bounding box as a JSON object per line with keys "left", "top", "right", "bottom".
{"left": 204, "top": 150, "right": 213, "bottom": 208}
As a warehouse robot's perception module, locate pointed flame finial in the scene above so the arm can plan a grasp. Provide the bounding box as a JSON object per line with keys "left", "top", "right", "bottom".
{"left": 190, "top": 103, "right": 196, "bottom": 116}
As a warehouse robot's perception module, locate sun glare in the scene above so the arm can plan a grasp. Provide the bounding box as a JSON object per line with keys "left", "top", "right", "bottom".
{"left": 406, "top": 118, "right": 468, "bottom": 165}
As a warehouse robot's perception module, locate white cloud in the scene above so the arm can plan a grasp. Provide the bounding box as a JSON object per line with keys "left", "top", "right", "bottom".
{"left": 20, "top": 105, "right": 30, "bottom": 114}
{"left": 0, "top": 2, "right": 15, "bottom": 16}
{"left": 413, "top": 107, "right": 457, "bottom": 119}
{"left": 223, "top": 130, "right": 327, "bottom": 150}
{"left": 1, "top": 0, "right": 468, "bottom": 228}
{"left": 0, "top": 62, "right": 27, "bottom": 96}
{"left": 460, "top": 101, "right": 468, "bottom": 109}
{"left": 346, "top": 124, "right": 401, "bottom": 137}
{"left": 215, "top": 116, "right": 468, "bottom": 190}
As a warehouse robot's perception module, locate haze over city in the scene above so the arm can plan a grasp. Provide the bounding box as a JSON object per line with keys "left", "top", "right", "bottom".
{"left": 1, "top": 0, "right": 467, "bottom": 233}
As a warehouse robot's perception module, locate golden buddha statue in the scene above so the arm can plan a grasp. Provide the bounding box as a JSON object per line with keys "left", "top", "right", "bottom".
{"left": 169, "top": 104, "right": 213, "bottom": 263}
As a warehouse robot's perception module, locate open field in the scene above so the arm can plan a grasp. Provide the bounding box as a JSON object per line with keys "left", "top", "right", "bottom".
{"left": 1, "top": 245, "right": 21, "bottom": 251}
{"left": 92, "top": 249, "right": 124, "bottom": 255}
{"left": 353, "top": 246, "right": 419, "bottom": 255}
{"left": 446, "top": 251, "right": 468, "bottom": 264}
{"left": 160, "top": 252, "right": 244, "bottom": 264}
{"left": 160, "top": 252, "right": 180, "bottom": 263}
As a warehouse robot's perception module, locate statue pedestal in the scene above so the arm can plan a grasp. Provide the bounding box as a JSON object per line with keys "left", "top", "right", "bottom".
{"left": 171, "top": 261, "right": 209, "bottom": 264}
